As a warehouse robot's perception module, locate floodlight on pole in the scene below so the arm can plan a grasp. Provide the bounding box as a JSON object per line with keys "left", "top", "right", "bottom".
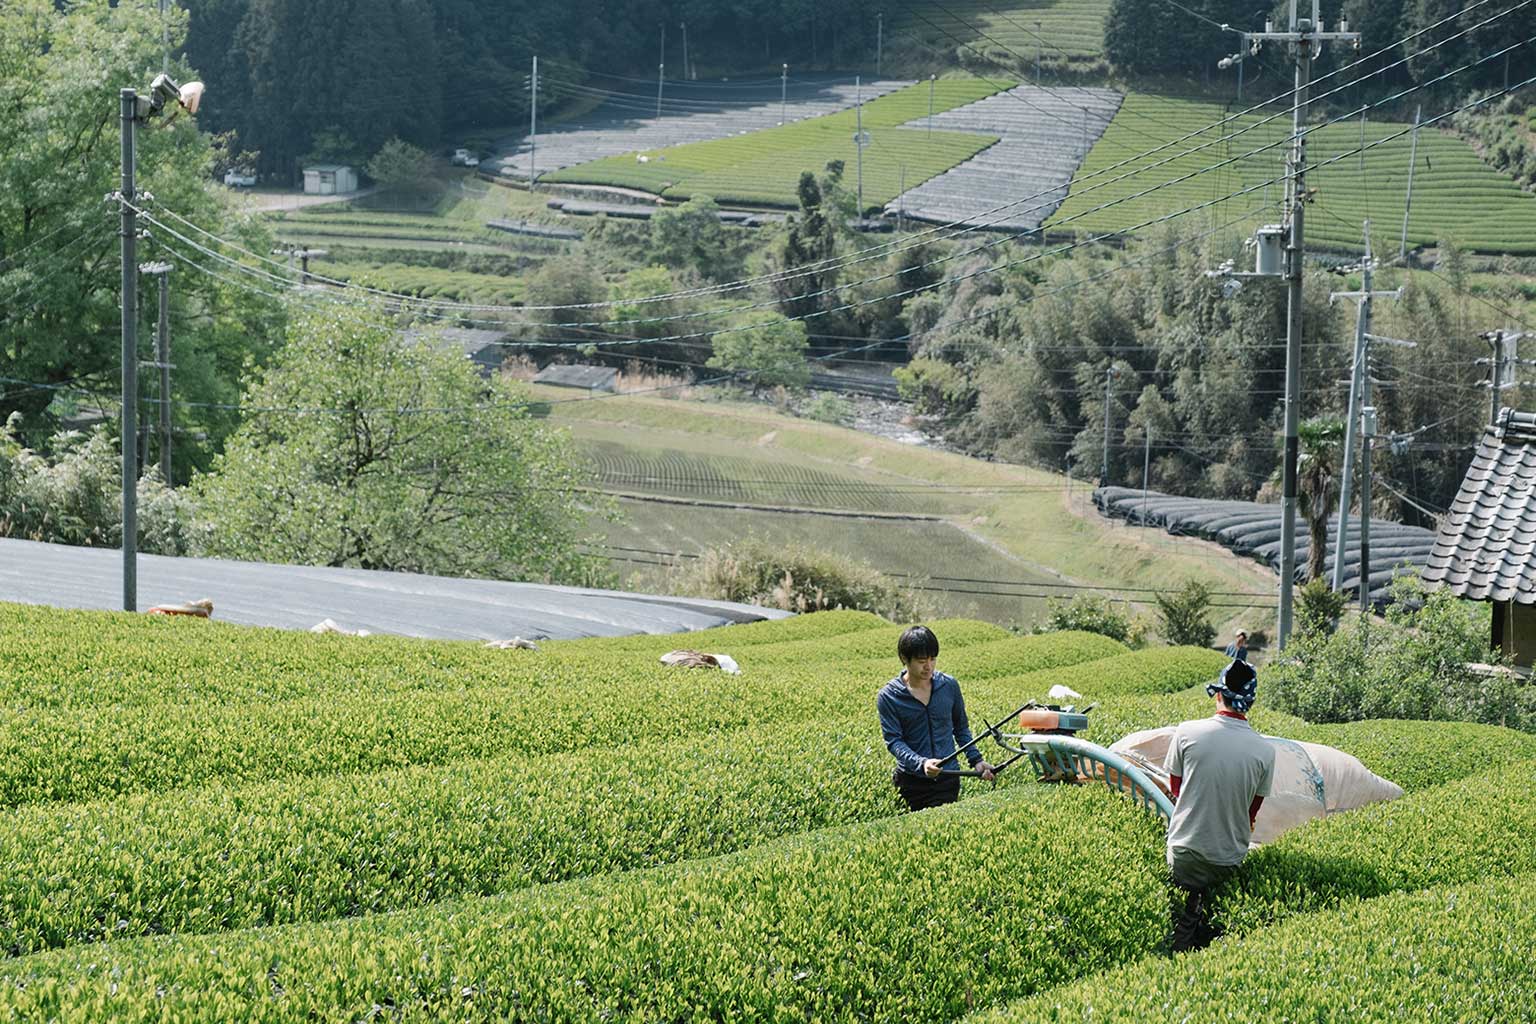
{"left": 118, "top": 72, "right": 204, "bottom": 611}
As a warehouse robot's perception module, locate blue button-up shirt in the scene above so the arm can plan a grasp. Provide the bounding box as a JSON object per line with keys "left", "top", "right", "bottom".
{"left": 876, "top": 670, "right": 982, "bottom": 777}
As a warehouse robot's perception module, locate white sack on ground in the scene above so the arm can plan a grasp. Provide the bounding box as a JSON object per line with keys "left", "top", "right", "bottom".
{"left": 1110, "top": 726, "right": 1402, "bottom": 844}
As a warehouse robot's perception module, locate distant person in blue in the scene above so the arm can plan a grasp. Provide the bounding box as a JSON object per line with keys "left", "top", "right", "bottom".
{"left": 1224, "top": 629, "right": 1249, "bottom": 662}
{"left": 877, "top": 625, "right": 994, "bottom": 811}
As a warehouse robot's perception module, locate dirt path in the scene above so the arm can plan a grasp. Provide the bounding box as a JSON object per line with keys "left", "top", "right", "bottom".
{"left": 236, "top": 187, "right": 379, "bottom": 213}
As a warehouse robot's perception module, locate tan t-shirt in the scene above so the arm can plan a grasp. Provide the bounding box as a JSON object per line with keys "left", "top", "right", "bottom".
{"left": 1164, "top": 714, "right": 1276, "bottom": 866}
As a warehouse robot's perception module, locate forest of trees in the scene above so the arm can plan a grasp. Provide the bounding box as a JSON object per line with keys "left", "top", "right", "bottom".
{"left": 183, "top": 0, "right": 885, "bottom": 179}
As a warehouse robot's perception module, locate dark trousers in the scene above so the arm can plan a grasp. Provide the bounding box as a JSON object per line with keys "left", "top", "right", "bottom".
{"left": 1167, "top": 849, "right": 1236, "bottom": 954}
{"left": 893, "top": 769, "right": 960, "bottom": 811}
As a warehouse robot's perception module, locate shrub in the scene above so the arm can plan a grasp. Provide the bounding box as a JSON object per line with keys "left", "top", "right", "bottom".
{"left": 1295, "top": 576, "right": 1347, "bottom": 636}
{"left": 1266, "top": 576, "right": 1528, "bottom": 731}
{"left": 677, "top": 538, "right": 925, "bottom": 621}
{"left": 802, "top": 393, "right": 856, "bottom": 427}
{"left": 1034, "top": 594, "right": 1142, "bottom": 645}
{"left": 1154, "top": 580, "right": 1215, "bottom": 648}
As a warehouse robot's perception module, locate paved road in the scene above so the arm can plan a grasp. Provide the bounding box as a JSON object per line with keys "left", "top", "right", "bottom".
{"left": 0, "top": 539, "right": 787, "bottom": 641}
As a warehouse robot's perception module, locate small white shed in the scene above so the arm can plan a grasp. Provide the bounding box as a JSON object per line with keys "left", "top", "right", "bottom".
{"left": 301, "top": 164, "right": 358, "bottom": 195}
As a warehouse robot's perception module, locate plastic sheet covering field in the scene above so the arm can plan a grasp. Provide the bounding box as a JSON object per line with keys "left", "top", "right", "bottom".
{"left": 1093, "top": 486, "right": 1435, "bottom": 604}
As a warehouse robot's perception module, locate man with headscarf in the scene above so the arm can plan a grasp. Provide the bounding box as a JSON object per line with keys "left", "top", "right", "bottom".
{"left": 1163, "top": 659, "right": 1274, "bottom": 952}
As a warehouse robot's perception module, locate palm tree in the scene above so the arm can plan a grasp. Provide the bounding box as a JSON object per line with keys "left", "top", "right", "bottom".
{"left": 1296, "top": 418, "right": 1346, "bottom": 583}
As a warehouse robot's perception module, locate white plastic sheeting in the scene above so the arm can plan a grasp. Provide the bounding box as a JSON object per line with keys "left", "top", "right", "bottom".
{"left": 0, "top": 538, "right": 789, "bottom": 641}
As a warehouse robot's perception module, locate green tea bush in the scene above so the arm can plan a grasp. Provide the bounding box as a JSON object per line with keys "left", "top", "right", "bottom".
{"left": 1216, "top": 758, "right": 1536, "bottom": 935}
{"left": 0, "top": 786, "right": 1169, "bottom": 1021}
{"left": 0, "top": 622, "right": 1112, "bottom": 807}
{"left": 973, "top": 873, "right": 1536, "bottom": 1024}
{"left": 0, "top": 716, "right": 900, "bottom": 956}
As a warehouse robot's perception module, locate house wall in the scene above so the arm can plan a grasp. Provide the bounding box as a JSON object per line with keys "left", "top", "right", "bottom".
{"left": 1495, "top": 601, "right": 1536, "bottom": 668}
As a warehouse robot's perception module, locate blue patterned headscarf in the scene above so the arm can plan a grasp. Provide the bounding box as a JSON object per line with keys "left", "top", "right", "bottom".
{"left": 1207, "top": 659, "right": 1258, "bottom": 713}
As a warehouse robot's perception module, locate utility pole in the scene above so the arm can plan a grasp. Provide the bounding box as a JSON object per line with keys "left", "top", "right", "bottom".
{"left": 898, "top": 164, "right": 906, "bottom": 232}
{"left": 1100, "top": 365, "right": 1117, "bottom": 486}
{"left": 877, "top": 12, "right": 884, "bottom": 77}
{"left": 141, "top": 261, "right": 175, "bottom": 485}
{"left": 1036, "top": 21, "right": 1043, "bottom": 83}
{"left": 1399, "top": 105, "right": 1421, "bottom": 262}
{"left": 681, "top": 22, "right": 690, "bottom": 81}
{"left": 530, "top": 56, "right": 538, "bottom": 189}
{"left": 854, "top": 75, "right": 865, "bottom": 223}
{"left": 1141, "top": 424, "right": 1152, "bottom": 524}
{"left": 120, "top": 88, "right": 140, "bottom": 612}
{"left": 1233, "top": 1, "right": 1360, "bottom": 650}
{"left": 1329, "top": 223, "right": 1402, "bottom": 594}
{"left": 928, "top": 74, "right": 935, "bottom": 137}
{"left": 656, "top": 63, "right": 665, "bottom": 118}
{"left": 781, "top": 64, "right": 788, "bottom": 125}
{"left": 1480, "top": 329, "right": 1528, "bottom": 425}
{"left": 160, "top": 0, "right": 169, "bottom": 73}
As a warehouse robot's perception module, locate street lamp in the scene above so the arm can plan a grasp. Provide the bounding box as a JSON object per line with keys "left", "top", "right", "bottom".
{"left": 119, "top": 72, "right": 203, "bottom": 611}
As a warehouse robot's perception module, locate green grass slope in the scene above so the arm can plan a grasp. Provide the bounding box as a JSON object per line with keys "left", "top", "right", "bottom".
{"left": 1050, "top": 92, "right": 1536, "bottom": 254}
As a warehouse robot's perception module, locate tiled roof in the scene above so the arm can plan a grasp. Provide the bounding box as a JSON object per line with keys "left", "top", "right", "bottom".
{"left": 1422, "top": 408, "right": 1536, "bottom": 604}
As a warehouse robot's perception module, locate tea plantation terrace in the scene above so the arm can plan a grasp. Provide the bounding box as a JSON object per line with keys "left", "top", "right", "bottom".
{"left": 0, "top": 537, "right": 787, "bottom": 640}
{"left": 494, "top": 74, "right": 909, "bottom": 182}
{"left": 1095, "top": 486, "right": 1436, "bottom": 602}
{"left": 886, "top": 84, "right": 1122, "bottom": 231}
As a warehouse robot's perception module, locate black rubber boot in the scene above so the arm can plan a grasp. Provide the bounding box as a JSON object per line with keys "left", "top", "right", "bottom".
{"left": 1170, "top": 888, "right": 1207, "bottom": 954}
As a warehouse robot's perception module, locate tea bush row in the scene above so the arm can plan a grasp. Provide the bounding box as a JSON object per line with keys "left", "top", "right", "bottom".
{"left": 974, "top": 872, "right": 1536, "bottom": 1024}
{"left": 0, "top": 627, "right": 1111, "bottom": 806}
{"left": 0, "top": 786, "right": 1170, "bottom": 1022}
{"left": 0, "top": 646, "right": 1233, "bottom": 954}
{"left": 0, "top": 605, "right": 993, "bottom": 711}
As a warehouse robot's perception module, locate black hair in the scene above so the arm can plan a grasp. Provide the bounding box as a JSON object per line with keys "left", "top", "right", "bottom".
{"left": 897, "top": 625, "right": 940, "bottom": 663}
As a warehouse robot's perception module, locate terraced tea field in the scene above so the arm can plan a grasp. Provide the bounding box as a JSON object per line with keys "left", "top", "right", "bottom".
{"left": 892, "top": 0, "right": 1112, "bottom": 68}
{"left": 543, "top": 76, "right": 1010, "bottom": 208}
{"left": 2, "top": 601, "right": 1532, "bottom": 1019}
{"left": 1050, "top": 92, "right": 1536, "bottom": 254}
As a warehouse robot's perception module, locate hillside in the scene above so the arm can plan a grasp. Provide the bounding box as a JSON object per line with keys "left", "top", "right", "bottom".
{"left": 1, "top": 603, "right": 1533, "bottom": 1016}
{"left": 534, "top": 383, "right": 1277, "bottom": 630}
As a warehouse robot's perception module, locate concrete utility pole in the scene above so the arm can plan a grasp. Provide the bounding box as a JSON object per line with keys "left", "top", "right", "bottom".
{"left": 289, "top": 247, "right": 327, "bottom": 285}
{"left": 1481, "top": 329, "right": 1529, "bottom": 425}
{"left": 530, "top": 56, "right": 538, "bottom": 189}
{"left": 120, "top": 88, "right": 139, "bottom": 611}
{"left": 656, "top": 62, "right": 665, "bottom": 118}
{"left": 781, "top": 64, "right": 789, "bottom": 125}
{"left": 928, "top": 74, "right": 935, "bottom": 136}
{"left": 1234, "top": 1, "right": 1360, "bottom": 650}
{"left": 1141, "top": 424, "right": 1152, "bottom": 524}
{"left": 1100, "top": 365, "right": 1117, "bottom": 486}
{"left": 681, "top": 22, "right": 691, "bottom": 81}
{"left": 1036, "top": 21, "right": 1043, "bottom": 83}
{"left": 1399, "top": 105, "right": 1421, "bottom": 262}
{"left": 141, "top": 261, "right": 175, "bottom": 485}
{"left": 1329, "top": 224, "right": 1402, "bottom": 595}
{"left": 855, "top": 75, "right": 866, "bottom": 222}
{"left": 877, "top": 12, "right": 884, "bottom": 77}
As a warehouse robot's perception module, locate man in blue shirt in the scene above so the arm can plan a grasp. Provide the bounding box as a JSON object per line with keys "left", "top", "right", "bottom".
{"left": 877, "top": 625, "right": 994, "bottom": 811}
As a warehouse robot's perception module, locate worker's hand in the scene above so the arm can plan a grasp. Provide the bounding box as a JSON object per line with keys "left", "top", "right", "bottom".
{"left": 977, "top": 761, "right": 996, "bottom": 782}
{"left": 923, "top": 758, "right": 943, "bottom": 778}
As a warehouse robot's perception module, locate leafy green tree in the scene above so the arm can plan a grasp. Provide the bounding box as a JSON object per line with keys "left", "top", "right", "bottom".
{"left": 1155, "top": 580, "right": 1217, "bottom": 648}
{"left": 776, "top": 170, "right": 842, "bottom": 321}
{"left": 648, "top": 195, "right": 734, "bottom": 282}
{"left": 0, "top": 0, "right": 283, "bottom": 472}
{"left": 365, "top": 138, "right": 438, "bottom": 196}
{"left": 522, "top": 256, "right": 608, "bottom": 331}
{"left": 193, "top": 305, "right": 607, "bottom": 583}
{"left": 708, "top": 315, "right": 811, "bottom": 394}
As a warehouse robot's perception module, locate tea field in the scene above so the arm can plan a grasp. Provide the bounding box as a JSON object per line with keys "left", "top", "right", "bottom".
{"left": 543, "top": 76, "right": 1011, "bottom": 208}
{"left": 890, "top": 0, "right": 1113, "bottom": 70}
{"left": 1, "top": 601, "right": 1532, "bottom": 1018}
{"left": 1050, "top": 92, "right": 1536, "bottom": 254}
